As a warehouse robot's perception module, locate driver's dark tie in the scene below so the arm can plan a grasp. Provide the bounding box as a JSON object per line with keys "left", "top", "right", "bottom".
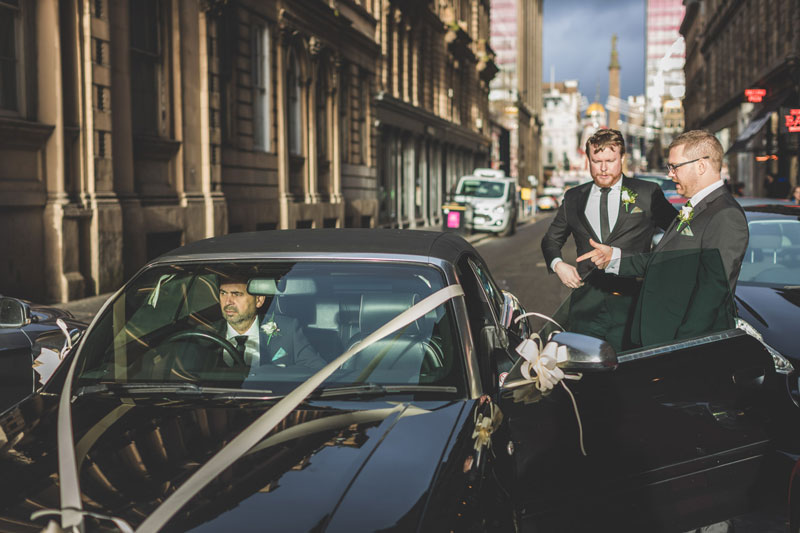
{"left": 600, "top": 187, "right": 611, "bottom": 242}
{"left": 234, "top": 335, "right": 248, "bottom": 361}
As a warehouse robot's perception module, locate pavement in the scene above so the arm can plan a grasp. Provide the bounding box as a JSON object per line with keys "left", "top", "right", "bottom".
{"left": 58, "top": 213, "right": 541, "bottom": 324}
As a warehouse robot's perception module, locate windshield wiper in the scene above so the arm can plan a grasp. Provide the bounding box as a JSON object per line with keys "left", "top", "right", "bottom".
{"left": 75, "top": 382, "right": 279, "bottom": 399}
{"left": 312, "top": 383, "right": 458, "bottom": 399}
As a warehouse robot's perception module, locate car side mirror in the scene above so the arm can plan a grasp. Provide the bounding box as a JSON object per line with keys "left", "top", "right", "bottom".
{"left": 0, "top": 297, "right": 31, "bottom": 328}
{"left": 501, "top": 331, "right": 617, "bottom": 392}
{"left": 550, "top": 332, "right": 618, "bottom": 373}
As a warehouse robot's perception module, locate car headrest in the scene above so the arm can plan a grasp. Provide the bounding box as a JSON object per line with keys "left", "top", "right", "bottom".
{"left": 359, "top": 293, "right": 421, "bottom": 337}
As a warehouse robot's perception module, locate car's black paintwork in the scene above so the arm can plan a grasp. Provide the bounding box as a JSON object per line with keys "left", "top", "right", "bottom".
{"left": 0, "top": 229, "right": 796, "bottom": 532}
{"left": 0, "top": 295, "right": 85, "bottom": 412}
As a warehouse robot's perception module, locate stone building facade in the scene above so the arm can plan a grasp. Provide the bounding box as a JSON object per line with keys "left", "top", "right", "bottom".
{"left": 0, "top": 0, "right": 496, "bottom": 303}
{"left": 681, "top": 0, "right": 800, "bottom": 195}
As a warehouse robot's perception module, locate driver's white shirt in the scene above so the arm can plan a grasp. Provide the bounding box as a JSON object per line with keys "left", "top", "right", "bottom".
{"left": 226, "top": 319, "right": 260, "bottom": 366}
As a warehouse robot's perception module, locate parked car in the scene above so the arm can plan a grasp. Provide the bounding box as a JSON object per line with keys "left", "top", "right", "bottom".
{"left": 633, "top": 172, "right": 686, "bottom": 206}
{"left": 0, "top": 230, "right": 796, "bottom": 532}
{"left": 735, "top": 204, "right": 800, "bottom": 366}
{"left": 537, "top": 186, "right": 564, "bottom": 211}
{"left": 0, "top": 295, "right": 85, "bottom": 412}
{"left": 453, "top": 169, "right": 518, "bottom": 236}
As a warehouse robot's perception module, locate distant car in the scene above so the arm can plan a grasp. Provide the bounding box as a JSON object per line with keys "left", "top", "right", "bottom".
{"left": 0, "top": 295, "right": 85, "bottom": 412}
{"left": 454, "top": 171, "right": 518, "bottom": 236}
{"left": 735, "top": 196, "right": 793, "bottom": 207}
{"left": 633, "top": 173, "right": 686, "bottom": 206}
{"left": 0, "top": 230, "right": 797, "bottom": 531}
{"left": 537, "top": 186, "right": 563, "bottom": 211}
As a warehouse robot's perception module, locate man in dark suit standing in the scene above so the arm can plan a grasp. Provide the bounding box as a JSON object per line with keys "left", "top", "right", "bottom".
{"left": 541, "top": 129, "right": 677, "bottom": 350}
{"left": 215, "top": 275, "right": 326, "bottom": 371}
{"left": 579, "top": 130, "right": 749, "bottom": 347}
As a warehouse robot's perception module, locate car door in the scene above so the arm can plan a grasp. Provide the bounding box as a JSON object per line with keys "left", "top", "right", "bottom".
{"left": 501, "top": 253, "right": 800, "bottom": 531}
{"left": 0, "top": 298, "right": 36, "bottom": 411}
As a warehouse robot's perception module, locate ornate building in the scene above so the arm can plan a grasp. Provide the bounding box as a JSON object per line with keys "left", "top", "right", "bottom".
{"left": 488, "top": 0, "right": 543, "bottom": 190}
{"left": 681, "top": 0, "right": 800, "bottom": 196}
{"left": 376, "top": 0, "right": 497, "bottom": 228}
{"left": 0, "top": 0, "right": 495, "bottom": 303}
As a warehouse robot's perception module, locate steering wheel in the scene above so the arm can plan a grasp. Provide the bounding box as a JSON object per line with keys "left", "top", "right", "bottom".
{"left": 158, "top": 330, "right": 247, "bottom": 367}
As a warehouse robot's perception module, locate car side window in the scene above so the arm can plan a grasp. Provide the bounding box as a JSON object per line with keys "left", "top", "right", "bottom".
{"left": 469, "top": 259, "right": 504, "bottom": 321}
{"left": 456, "top": 256, "right": 499, "bottom": 343}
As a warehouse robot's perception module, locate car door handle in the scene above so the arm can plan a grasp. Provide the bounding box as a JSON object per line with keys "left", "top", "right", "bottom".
{"left": 732, "top": 366, "right": 766, "bottom": 388}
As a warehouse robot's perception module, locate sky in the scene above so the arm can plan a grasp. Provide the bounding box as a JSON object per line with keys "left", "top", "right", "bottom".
{"left": 542, "top": 0, "right": 646, "bottom": 107}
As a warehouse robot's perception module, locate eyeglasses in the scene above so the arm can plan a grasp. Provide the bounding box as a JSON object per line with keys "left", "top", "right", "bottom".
{"left": 666, "top": 156, "right": 709, "bottom": 174}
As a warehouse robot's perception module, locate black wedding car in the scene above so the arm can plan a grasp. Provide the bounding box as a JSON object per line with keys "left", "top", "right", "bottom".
{"left": 0, "top": 295, "right": 85, "bottom": 412}
{"left": 0, "top": 229, "right": 797, "bottom": 532}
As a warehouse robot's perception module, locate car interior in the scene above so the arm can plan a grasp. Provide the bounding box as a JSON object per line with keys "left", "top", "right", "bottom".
{"left": 739, "top": 220, "right": 800, "bottom": 285}
{"left": 76, "top": 263, "right": 465, "bottom": 392}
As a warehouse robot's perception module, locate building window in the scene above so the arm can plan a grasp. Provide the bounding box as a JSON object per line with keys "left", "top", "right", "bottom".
{"left": 0, "top": 0, "right": 21, "bottom": 113}
{"left": 339, "top": 63, "right": 350, "bottom": 164}
{"left": 251, "top": 24, "right": 271, "bottom": 151}
{"left": 130, "top": 0, "right": 164, "bottom": 136}
{"left": 358, "top": 71, "right": 370, "bottom": 165}
{"left": 316, "top": 64, "right": 327, "bottom": 161}
{"left": 287, "top": 50, "right": 302, "bottom": 155}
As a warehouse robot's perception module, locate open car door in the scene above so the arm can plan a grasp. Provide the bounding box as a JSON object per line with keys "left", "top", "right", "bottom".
{"left": 500, "top": 249, "right": 800, "bottom": 531}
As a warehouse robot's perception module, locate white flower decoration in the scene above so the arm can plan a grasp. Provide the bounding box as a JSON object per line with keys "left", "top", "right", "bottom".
{"left": 676, "top": 203, "right": 694, "bottom": 231}
{"left": 620, "top": 186, "right": 638, "bottom": 212}
{"left": 261, "top": 318, "right": 280, "bottom": 345}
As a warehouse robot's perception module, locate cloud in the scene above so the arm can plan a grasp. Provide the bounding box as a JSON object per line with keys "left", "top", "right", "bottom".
{"left": 542, "top": 0, "right": 645, "bottom": 104}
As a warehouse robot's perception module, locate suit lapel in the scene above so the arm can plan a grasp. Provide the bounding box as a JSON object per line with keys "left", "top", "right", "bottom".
{"left": 576, "top": 184, "right": 600, "bottom": 242}
{"left": 656, "top": 187, "right": 721, "bottom": 250}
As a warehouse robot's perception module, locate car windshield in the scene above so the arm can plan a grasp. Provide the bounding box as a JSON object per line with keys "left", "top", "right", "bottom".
{"left": 75, "top": 261, "right": 467, "bottom": 396}
{"left": 539, "top": 249, "right": 737, "bottom": 354}
{"left": 457, "top": 178, "right": 506, "bottom": 198}
{"left": 739, "top": 219, "right": 800, "bottom": 287}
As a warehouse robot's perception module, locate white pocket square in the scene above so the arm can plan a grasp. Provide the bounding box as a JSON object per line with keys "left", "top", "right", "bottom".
{"left": 680, "top": 226, "right": 694, "bottom": 237}
{"left": 631, "top": 206, "right": 643, "bottom": 214}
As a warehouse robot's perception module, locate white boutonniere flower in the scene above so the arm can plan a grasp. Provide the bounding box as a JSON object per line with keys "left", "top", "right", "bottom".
{"left": 261, "top": 314, "right": 280, "bottom": 345}
{"left": 676, "top": 203, "right": 694, "bottom": 232}
{"left": 620, "top": 186, "right": 638, "bottom": 212}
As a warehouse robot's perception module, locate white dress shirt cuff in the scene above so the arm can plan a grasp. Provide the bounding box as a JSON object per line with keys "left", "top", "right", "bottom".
{"left": 605, "top": 247, "right": 622, "bottom": 274}
{"left": 550, "top": 257, "right": 563, "bottom": 271}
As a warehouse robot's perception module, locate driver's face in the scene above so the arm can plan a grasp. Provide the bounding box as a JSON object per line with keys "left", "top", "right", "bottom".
{"left": 219, "top": 282, "right": 265, "bottom": 333}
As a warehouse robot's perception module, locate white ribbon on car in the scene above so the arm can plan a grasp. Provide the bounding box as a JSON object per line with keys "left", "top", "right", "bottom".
{"left": 49, "top": 284, "right": 464, "bottom": 533}
{"left": 513, "top": 312, "right": 587, "bottom": 456}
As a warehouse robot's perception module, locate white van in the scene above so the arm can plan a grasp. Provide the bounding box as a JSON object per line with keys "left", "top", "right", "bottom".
{"left": 453, "top": 169, "right": 518, "bottom": 236}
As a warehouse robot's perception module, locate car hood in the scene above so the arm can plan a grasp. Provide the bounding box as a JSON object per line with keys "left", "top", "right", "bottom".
{"left": 0, "top": 394, "right": 468, "bottom": 531}
{"left": 736, "top": 285, "right": 800, "bottom": 360}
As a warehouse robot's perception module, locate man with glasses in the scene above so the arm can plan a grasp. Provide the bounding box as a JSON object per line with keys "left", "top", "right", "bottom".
{"left": 541, "top": 129, "right": 676, "bottom": 351}
{"left": 579, "top": 130, "right": 748, "bottom": 347}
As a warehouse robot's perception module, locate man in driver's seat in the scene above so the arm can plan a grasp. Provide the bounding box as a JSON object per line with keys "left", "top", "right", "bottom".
{"left": 214, "top": 274, "right": 326, "bottom": 371}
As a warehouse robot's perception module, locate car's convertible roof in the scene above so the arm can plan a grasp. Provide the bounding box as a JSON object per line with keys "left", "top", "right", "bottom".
{"left": 154, "top": 229, "right": 476, "bottom": 264}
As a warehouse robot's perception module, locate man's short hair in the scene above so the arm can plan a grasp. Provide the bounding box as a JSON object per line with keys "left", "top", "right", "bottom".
{"left": 668, "top": 130, "right": 723, "bottom": 172}
{"left": 586, "top": 129, "right": 625, "bottom": 156}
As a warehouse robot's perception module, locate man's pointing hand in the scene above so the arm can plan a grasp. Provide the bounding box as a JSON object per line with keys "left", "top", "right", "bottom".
{"left": 577, "top": 239, "right": 613, "bottom": 270}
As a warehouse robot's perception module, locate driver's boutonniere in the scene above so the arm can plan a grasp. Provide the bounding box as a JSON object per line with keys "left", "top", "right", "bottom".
{"left": 261, "top": 314, "right": 280, "bottom": 345}
{"left": 620, "top": 186, "right": 637, "bottom": 212}
{"left": 676, "top": 203, "right": 694, "bottom": 232}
